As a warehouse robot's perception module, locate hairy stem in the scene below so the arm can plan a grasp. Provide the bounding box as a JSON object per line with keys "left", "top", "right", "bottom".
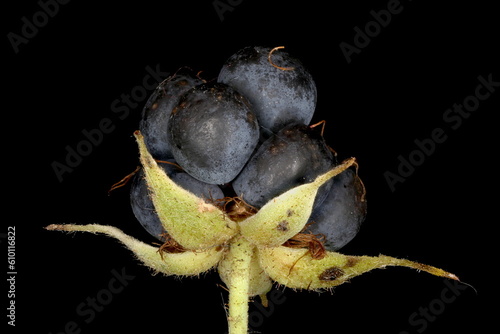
{"left": 227, "top": 237, "right": 253, "bottom": 334}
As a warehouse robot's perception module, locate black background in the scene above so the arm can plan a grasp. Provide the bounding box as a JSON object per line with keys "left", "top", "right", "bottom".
{"left": 4, "top": 0, "right": 498, "bottom": 333}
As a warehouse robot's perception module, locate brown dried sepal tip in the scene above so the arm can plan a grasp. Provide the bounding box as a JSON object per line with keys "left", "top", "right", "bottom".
{"left": 268, "top": 46, "right": 295, "bottom": 71}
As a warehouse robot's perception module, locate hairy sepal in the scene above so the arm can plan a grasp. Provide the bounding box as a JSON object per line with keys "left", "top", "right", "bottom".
{"left": 239, "top": 158, "right": 356, "bottom": 247}
{"left": 46, "top": 224, "right": 222, "bottom": 276}
{"left": 258, "top": 246, "right": 459, "bottom": 290}
{"left": 135, "top": 131, "right": 238, "bottom": 250}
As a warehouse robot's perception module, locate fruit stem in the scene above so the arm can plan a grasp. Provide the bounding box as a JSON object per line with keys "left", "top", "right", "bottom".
{"left": 227, "top": 236, "right": 253, "bottom": 334}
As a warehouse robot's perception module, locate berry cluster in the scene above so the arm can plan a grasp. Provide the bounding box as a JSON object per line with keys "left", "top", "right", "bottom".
{"left": 132, "top": 46, "right": 367, "bottom": 251}
{"left": 47, "top": 45, "right": 459, "bottom": 334}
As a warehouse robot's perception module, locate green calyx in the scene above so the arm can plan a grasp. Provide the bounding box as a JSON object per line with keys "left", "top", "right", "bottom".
{"left": 46, "top": 130, "right": 460, "bottom": 334}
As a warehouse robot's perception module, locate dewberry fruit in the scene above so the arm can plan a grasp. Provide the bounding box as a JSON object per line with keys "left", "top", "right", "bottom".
{"left": 218, "top": 46, "right": 317, "bottom": 138}
{"left": 167, "top": 82, "right": 259, "bottom": 184}
{"left": 139, "top": 69, "right": 203, "bottom": 160}
{"left": 232, "top": 123, "right": 335, "bottom": 209}
{"left": 306, "top": 168, "right": 367, "bottom": 251}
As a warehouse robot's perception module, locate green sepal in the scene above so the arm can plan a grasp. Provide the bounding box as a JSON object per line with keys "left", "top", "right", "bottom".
{"left": 239, "top": 158, "right": 356, "bottom": 247}
{"left": 134, "top": 131, "right": 238, "bottom": 250}
{"left": 46, "top": 224, "right": 223, "bottom": 276}
{"left": 258, "top": 246, "right": 459, "bottom": 291}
